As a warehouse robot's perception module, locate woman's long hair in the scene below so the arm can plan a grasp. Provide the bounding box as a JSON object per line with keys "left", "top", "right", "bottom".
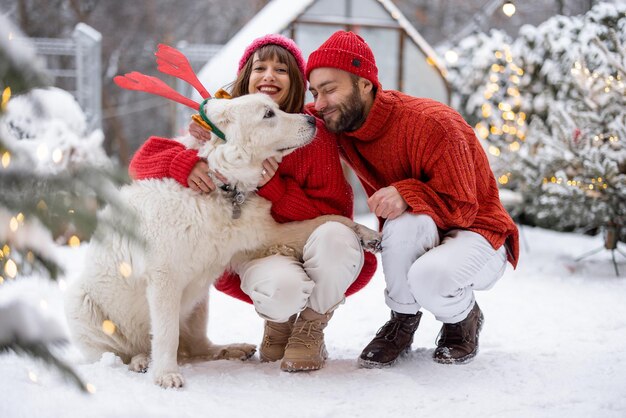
{"left": 229, "top": 44, "right": 305, "bottom": 114}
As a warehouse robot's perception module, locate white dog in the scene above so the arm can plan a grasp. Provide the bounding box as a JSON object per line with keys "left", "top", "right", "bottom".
{"left": 64, "top": 94, "right": 381, "bottom": 388}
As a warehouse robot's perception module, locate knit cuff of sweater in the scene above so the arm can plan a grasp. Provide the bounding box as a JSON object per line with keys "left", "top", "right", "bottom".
{"left": 391, "top": 179, "right": 424, "bottom": 210}
{"left": 257, "top": 174, "right": 286, "bottom": 202}
{"left": 170, "top": 149, "right": 200, "bottom": 187}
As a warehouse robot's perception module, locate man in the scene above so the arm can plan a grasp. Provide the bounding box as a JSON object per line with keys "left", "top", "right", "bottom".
{"left": 305, "top": 31, "right": 519, "bottom": 367}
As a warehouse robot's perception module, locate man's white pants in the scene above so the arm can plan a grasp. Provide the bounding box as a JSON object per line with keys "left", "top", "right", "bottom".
{"left": 382, "top": 213, "right": 507, "bottom": 324}
{"left": 237, "top": 222, "right": 364, "bottom": 323}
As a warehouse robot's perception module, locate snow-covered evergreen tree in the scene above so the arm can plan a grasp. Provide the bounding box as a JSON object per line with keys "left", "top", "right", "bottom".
{"left": 525, "top": 8, "right": 625, "bottom": 239}
{"left": 1, "top": 14, "right": 133, "bottom": 391}
{"left": 442, "top": 28, "right": 531, "bottom": 190}
{"left": 443, "top": 2, "right": 626, "bottom": 242}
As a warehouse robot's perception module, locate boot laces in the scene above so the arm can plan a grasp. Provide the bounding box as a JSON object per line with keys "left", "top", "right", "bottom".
{"left": 288, "top": 320, "right": 323, "bottom": 348}
{"left": 376, "top": 318, "right": 402, "bottom": 341}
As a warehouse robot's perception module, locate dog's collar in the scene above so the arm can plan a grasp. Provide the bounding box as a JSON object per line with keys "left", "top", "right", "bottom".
{"left": 219, "top": 184, "right": 246, "bottom": 219}
{"left": 199, "top": 98, "right": 227, "bottom": 141}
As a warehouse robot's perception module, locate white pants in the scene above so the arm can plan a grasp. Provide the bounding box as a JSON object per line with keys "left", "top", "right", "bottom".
{"left": 238, "top": 222, "right": 364, "bottom": 323}
{"left": 382, "top": 213, "right": 507, "bottom": 324}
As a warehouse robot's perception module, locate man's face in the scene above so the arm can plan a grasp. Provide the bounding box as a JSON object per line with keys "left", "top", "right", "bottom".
{"left": 309, "top": 68, "right": 367, "bottom": 133}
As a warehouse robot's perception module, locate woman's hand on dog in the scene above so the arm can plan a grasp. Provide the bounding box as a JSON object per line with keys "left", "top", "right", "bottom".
{"left": 258, "top": 157, "right": 279, "bottom": 188}
{"left": 188, "top": 122, "right": 228, "bottom": 193}
{"left": 189, "top": 121, "right": 213, "bottom": 141}
{"left": 188, "top": 161, "right": 217, "bottom": 193}
{"left": 188, "top": 121, "right": 278, "bottom": 192}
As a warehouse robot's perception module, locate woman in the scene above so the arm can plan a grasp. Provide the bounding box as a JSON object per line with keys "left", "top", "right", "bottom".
{"left": 128, "top": 34, "right": 377, "bottom": 372}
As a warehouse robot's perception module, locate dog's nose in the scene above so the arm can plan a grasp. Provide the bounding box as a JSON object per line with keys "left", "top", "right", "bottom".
{"left": 306, "top": 115, "right": 316, "bottom": 126}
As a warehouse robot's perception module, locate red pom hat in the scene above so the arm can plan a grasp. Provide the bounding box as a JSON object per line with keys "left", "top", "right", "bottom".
{"left": 238, "top": 34, "right": 306, "bottom": 83}
{"left": 306, "top": 31, "right": 380, "bottom": 88}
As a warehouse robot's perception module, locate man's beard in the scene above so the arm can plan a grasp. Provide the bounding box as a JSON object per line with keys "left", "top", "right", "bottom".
{"left": 323, "top": 85, "right": 367, "bottom": 133}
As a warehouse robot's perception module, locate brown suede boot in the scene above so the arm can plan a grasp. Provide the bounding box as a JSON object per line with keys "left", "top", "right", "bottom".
{"left": 358, "top": 311, "right": 422, "bottom": 368}
{"left": 280, "top": 308, "right": 332, "bottom": 372}
{"left": 433, "top": 302, "right": 484, "bottom": 364}
{"left": 259, "top": 315, "right": 297, "bottom": 362}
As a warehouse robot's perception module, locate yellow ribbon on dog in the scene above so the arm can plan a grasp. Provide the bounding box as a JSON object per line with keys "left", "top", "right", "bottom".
{"left": 191, "top": 89, "right": 232, "bottom": 132}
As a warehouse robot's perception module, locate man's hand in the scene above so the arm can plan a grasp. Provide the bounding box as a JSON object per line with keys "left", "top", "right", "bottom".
{"left": 367, "top": 186, "right": 408, "bottom": 219}
{"left": 189, "top": 121, "right": 213, "bottom": 141}
{"left": 258, "top": 157, "right": 279, "bottom": 188}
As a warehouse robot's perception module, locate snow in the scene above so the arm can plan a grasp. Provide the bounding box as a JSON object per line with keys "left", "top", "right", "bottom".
{"left": 1, "top": 216, "right": 625, "bottom": 418}
{"left": 0, "top": 279, "right": 67, "bottom": 346}
{"left": 0, "top": 87, "right": 110, "bottom": 174}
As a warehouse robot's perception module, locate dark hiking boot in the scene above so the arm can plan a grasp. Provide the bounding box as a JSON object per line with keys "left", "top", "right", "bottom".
{"left": 358, "top": 311, "right": 422, "bottom": 368}
{"left": 280, "top": 308, "right": 332, "bottom": 372}
{"left": 259, "top": 314, "right": 297, "bottom": 362}
{"left": 433, "top": 302, "right": 484, "bottom": 364}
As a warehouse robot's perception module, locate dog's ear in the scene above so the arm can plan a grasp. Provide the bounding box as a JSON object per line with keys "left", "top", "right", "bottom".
{"left": 204, "top": 99, "right": 233, "bottom": 131}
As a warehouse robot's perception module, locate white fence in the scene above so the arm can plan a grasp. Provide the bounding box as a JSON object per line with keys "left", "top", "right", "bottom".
{"left": 27, "top": 23, "right": 102, "bottom": 132}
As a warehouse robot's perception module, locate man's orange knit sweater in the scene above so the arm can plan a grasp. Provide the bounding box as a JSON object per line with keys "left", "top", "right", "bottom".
{"left": 333, "top": 90, "right": 519, "bottom": 267}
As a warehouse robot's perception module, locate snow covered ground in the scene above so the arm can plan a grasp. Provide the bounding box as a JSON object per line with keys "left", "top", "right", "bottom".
{"left": 1, "top": 217, "right": 625, "bottom": 418}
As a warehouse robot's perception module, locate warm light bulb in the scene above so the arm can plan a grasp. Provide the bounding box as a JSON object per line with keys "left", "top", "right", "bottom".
{"left": 1, "top": 87, "right": 10, "bottom": 111}
{"left": 102, "top": 320, "right": 116, "bottom": 335}
{"left": 9, "top": 217, "right": 19, "bottom": 232}
{"left": 4, "top": 259, "right": 17, "bottom": 279}
{"left": 488, "top": 146, "right": 501, "bottom": 156}
{"left": 68, "top": 235, "right": 81, "bottom": 248}
{"left": 119, "top": 262, "right": 132, "bottom": 278}
{"left": 445, "top": 50, "right": 459, "bottom": 64}
{"left": 1, "top": 151, "right": 10, "bottom": 168}
{"left": 36, "top": 144, "right": 49, "bottom": 161}
{"left": 52, "top": 148, "right": 64, "bottom": 164}
{"left": 502, "top": 2, "right": 516, "bottom": 17}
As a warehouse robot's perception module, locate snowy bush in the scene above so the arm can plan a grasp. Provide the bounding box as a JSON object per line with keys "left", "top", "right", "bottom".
{"left": 0, "top": 87, "right": 110, "bottom": 174}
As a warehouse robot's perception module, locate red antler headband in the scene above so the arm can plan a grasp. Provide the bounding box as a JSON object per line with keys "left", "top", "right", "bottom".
{"left": 113, "top": 44, "right": 227, "bottom": 141}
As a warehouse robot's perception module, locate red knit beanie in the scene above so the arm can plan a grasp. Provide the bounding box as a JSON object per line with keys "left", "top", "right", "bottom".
{"left": 306, "top": 31, "right": 379, "bottom": 87}
{"left": 238, "top": 34, "right": 306, "bottom": 83}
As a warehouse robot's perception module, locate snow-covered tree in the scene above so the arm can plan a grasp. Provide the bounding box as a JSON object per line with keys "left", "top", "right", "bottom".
{"left": 441, "top": 28, "right": 530, "bottom": 189}
{"left": 1, "top": 14, "right": 133, "bottom": 391}
{"left": 443, "top": 2, "right": 626, "bottom": 242}
{"left": 524, "top": 9, "right": 626, "bottom": 240}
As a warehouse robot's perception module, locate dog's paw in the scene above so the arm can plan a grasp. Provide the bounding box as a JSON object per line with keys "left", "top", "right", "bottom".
{"left": 155, "top": 372, "right": 185, "bottom": 389}
{"left": 353, "top": 224, "right": 382, "bottom": 253}
{"left": 265, "top": 244, "right": 298, "bottom": 258}
{"left": 208, "top": 343, "right": 257, "bottom": 361}
{"left": 128, "top": 353, "right": 150, "bottom": 373}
